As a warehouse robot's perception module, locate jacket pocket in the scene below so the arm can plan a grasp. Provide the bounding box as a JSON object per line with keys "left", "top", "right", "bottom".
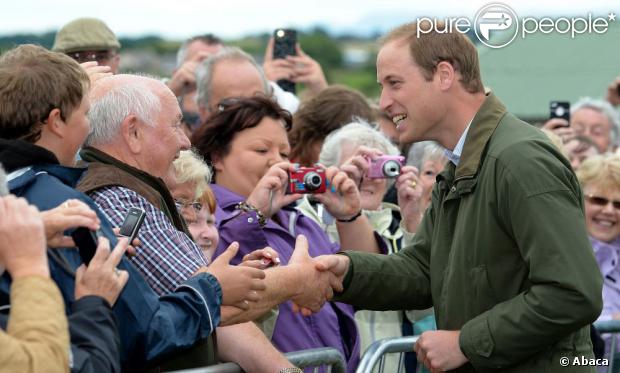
{"left": 469, "top": 265, "right": 497, "bottom": 314}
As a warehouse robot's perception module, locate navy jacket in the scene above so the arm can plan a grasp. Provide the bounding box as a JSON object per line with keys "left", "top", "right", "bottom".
{"left": 0, "top": 140, "right": 222, "bottom": 372}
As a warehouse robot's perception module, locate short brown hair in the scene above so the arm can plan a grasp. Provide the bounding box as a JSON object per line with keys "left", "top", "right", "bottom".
{"left": 381, "top": 21, "right": 484, "bottom": 94}
{"left": 289, "top": 85, "right": 375, "bottom": 166}
{"left": 0, "top": 44, "right": 90, "bottom": 142}
{"left": 191, "top": 94, "right": 292, "bottom": 170}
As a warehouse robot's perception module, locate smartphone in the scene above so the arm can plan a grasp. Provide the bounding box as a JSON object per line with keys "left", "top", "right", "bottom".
{"left": 71, "top": 227, "right": 99, "bottom": 265}
{"left": 119, "top": 207, "right": 146, "bottom": 244}
{"left": 550, "top": 101, "right": 570, "bottom": 123}
{"left": 273, "top": 28, "right": 297, "bottom": 94}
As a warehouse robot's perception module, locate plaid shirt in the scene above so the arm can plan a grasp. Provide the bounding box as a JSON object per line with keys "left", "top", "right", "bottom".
{"left": 90, "top": 186, "right": 208, "bottom": 296}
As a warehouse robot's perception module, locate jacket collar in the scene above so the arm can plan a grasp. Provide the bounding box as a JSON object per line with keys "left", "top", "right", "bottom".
{"left": 454, "top": 92, "right": 507, "bottom": 179}
{"left": 211, "top": 184, "right": 245, "bottom": 209}
{"left": 0, "top": 138, "right": 59, "bottom": 172}
{"left": 0, "top": 139, "right": 86, "bottom": 187}
{"left": 79, "top": 146, "right": 188, "bottom": 233}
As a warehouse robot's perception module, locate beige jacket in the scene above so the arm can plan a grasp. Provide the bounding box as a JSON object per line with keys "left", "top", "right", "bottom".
{"left": 0, "top": 276, "right": 69, "bottom": 373}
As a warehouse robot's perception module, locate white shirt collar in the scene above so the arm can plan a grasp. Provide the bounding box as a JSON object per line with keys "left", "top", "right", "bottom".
{"left": 444, "top": 120, "right": 473, "bottom": 166}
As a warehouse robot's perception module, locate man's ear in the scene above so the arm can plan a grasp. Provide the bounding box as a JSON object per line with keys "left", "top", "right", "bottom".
{"left": 41, "top": 108, "right": 66, "bottom": 138}
{"left": 436, "top": 61, "right": 455, "bottom": 91}
{"left": 121, "top": 115, "right": 142, "bottom": 154}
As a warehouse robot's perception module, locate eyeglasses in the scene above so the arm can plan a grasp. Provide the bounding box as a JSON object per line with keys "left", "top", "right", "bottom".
{"left": 175, "top": 199, "right": 203, "bottom": 222}
{"left": 174, "top": 199, "right": 203, "bottom": 212}
{"left": 67, "top": 50, "right": 117, "bottom": 64}
{"left": 585, "top": 194, "right": 620, "bottom": 209}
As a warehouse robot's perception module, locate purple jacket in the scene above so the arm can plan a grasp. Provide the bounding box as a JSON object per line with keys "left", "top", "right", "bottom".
{"left": 592, "top": 236, "right": 620, "bottom": 357}
{"left": 212, "top": 184, "right": 360, "bottom": 372}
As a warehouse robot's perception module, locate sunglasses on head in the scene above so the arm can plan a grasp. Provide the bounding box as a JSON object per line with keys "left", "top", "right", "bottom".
{"left": 585, "top": 194, "right": 620, "bottom": 209}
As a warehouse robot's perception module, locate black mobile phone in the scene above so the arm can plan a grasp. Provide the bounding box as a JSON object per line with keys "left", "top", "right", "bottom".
{"left": 273, "top": 28, "right": 297, "bottom": 94}
{"left": 550, "top": 101, "right": 570, "bottom": 123}
{"left": 119, "top": 207, "right": 146, "bottom": 243}
{"left": 71, "top": 227, "right": 99, "bottom": 265}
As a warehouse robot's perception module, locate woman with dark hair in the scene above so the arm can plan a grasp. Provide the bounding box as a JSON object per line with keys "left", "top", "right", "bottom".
{"left": 192, "top": 95, "right": 383, "bottom": 373}
{"left": 288, "top": 85, "right": 376, "bottom": 167}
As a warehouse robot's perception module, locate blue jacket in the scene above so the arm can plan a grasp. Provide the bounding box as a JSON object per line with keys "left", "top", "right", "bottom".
{"left": 2, "top": 162, "right": 222, "bottom": 372}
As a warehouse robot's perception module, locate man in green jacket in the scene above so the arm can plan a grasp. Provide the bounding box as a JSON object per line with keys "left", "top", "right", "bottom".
{"left": 301, "top": 21, "right": 604, "bottom": 372}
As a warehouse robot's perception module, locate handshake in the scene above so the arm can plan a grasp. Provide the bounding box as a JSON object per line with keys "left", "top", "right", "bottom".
{"left": 286, "top": 236, "right": 351, "bottom": 316}
{"left": 206, "top": 235, "right": 352, "bottom": 323}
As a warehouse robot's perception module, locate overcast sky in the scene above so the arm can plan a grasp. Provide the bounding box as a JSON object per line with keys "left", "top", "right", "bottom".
{"left": 2, "top": 0, "right": 617, "bottom": 39}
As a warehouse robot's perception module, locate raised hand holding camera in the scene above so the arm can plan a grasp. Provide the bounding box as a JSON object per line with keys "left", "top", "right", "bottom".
{"left": 246, "top": 162, "right": 303, "bottom": 218}
{"left": 311, "top": 166, "right": 362, "bottom": 221}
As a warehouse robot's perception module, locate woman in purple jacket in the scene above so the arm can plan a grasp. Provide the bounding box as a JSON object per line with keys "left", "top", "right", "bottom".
{"left": 192, "top": 95, "right": 384, "bottom": 372}
{"left": 577, "top": 153, "right": 620, "bottom": 364}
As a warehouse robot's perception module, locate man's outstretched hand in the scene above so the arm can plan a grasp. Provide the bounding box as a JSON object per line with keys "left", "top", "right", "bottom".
{"left": 290, "top": 249, "right": 350, "bottom": 316}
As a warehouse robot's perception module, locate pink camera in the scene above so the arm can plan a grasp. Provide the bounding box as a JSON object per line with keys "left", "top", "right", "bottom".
{"left": 367, "top": 155, "right": 405, "bottom": 179}
{"left": 287, "top": 167, "right": 327, "bottom": 194}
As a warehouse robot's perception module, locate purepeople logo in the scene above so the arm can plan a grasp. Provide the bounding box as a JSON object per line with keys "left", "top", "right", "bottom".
{"left": 416, "top": 3, "right": 616, "bottom": 48}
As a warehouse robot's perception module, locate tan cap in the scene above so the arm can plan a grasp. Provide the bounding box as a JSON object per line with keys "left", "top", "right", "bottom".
{"left": 52, "top": 18, "right": 121, "bottom": 53}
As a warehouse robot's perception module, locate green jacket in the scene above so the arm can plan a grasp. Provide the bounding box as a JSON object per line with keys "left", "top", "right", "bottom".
{"left": 335, "top": 93, "right": 603, "bottom": 372}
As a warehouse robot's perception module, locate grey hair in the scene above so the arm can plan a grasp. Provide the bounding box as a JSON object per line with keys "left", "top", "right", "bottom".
{"left": 176, "top": 41, "right": 191, "bottom": 68}
{"left": 406, "top": 141, "right": 445, "bottom": 170}
{"left": 0, "top": 164, "right": 8, "bottom": 196}
{"left": 85, "top": 81, "right": 160, "bottom": 146}
{"left": 195, "top": 46, "right": 270, "bottom": 111}
{"left": 176, "top": 34, "right": 223, "bottom": 68}
{"left": 319, "top": 120, "right": 400, "bottom": 167}
{"left": 572, "top": 97, "right": 620, "bottom": 150}
{"left": 421, "top": 142, "right": 447, "bottom": 166}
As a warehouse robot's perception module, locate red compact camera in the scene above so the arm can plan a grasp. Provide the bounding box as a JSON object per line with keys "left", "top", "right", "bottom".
{"left": 287, "top": 167, "right": 326, "bottom": 194}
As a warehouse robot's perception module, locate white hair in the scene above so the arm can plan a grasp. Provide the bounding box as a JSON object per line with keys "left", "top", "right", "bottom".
{"left": 406, "top": 141, "right": 445, "bottom": 169}
{"left": 572, "top": 97, "right": 620, "bottom": 150}
{"left": 195, "top": 46, "right": 269, "bottom": 111}
{"left": 319, "top": 120, "right": 400, "bottom": 167}
{"left": 85, "top": 81, "right": 160, "bottom": 146}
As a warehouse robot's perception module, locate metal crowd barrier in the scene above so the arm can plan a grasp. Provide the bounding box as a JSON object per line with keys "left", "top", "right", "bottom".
{"left": 594, "top": 320, "right": 620, "bottom": 373}
{"left": 355, "top": 336, "right": 419, "bottom": 373}
{"left": 169, "top": 347, "right": 346, "bottom": 373}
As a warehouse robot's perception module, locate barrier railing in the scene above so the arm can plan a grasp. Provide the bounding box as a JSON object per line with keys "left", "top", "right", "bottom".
{"left": 594, "top": 320, "right": 620, "bottom": 373}
{"left": 169, "top": 347, "right": 346, "bottom": 373}
{"left": 355, "top": 336, "right": 419, "bottom": 373}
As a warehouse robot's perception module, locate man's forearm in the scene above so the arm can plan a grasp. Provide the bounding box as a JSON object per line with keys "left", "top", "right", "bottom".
{"left": 223, "top": 265, "right": 303, "bottom": 322}
{"left": 217, "top": 322, "right": 294, "bottom": 372}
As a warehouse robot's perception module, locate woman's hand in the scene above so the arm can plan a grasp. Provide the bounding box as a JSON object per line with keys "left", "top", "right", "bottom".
{"left": 396, "top": 166, "right": 424, "bottom": 233}
{"left": 246, "top": 162, "right": 302, "bottom": 218}
{"left": 241, "top": 247, "right": 281, "bottom": 269}
{"left": 313, "top": 166, "right": 361, "bottom": 221}
{"left": 339, "top": 146, "right": 384, "bottom": 187}
{"left": 41, "top": 199, "right": 100, "bottom": 248}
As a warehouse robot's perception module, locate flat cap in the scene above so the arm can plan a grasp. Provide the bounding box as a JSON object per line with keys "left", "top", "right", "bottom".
{"left": 52, "top": 18, "right": 121, "bottom": 53}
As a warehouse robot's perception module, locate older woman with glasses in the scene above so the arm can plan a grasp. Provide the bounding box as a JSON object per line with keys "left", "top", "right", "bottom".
{"left": 296, "top": 121, "right": 424, "bottom": 372}
{"left": 577, "top": 153, "right": 620, "bottom": 362}
{"left": 192, "top": 95, "right": 385, "bottom": 372}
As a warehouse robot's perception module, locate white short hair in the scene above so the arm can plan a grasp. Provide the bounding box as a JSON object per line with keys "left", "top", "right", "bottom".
{"left": 86, "top": 82, "right": 160, "bottom": 146}
{"left": 319, "top": 120, "right": 400, "bottom": 167}
{"left": 572, "top": 97, "right": 620, "bottom": 150}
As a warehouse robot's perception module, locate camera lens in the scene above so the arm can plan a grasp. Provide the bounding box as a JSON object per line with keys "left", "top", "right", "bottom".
{"left": 554, "top": 106, "right": 566, "bottom": 117}
{"left": 304, "top": 172, "right": 322, "bottom": 191}
{"left": 382, "top": 160, "right": 401, "bottom": 178}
